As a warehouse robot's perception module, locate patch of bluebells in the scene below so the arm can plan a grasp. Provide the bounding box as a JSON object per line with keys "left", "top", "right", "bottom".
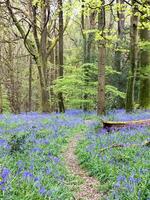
{"left": 111, "top": 174, "right": 142, "bottom": 198}
{"left": 0, "top": 110, "right": 85, "bottom": 199}
{"left": 77, "top": 110, "right": 150, "bottom": 199}
{"left": 109, "top": 171, "right": 150, "bottom": 200}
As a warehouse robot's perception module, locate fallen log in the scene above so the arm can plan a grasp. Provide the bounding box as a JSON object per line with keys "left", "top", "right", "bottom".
{"left": 103, "top": 119, "right": 150, "bottom": 131}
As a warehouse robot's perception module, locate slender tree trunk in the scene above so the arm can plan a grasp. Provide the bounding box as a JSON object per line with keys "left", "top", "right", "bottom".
{"left": 58, "top": 0, "right": 65, "bottom": 112}
{"left": 0, "top": 46, "right": 2, "bottom": 114}
{"left": 0, "top": 82, "right": 2, "bottom": 114}
{"left": 97, "top": 1, "right": 106, "bottom": 115}
{"left": 126, "top": 0, "right": 139, "bottom": 112}
{"left": 3, "top": 41, "right": 21, "bottom": 114}
{"left": 81, "top": 0, "right": 88, "bottom": 111}
{"left": 54, "top": 44, "right": 59, "bottom": 112}
{"left": 114, "top": 0, "right": 125, "bottom": 73}
{"left": 81, "top": 3, "right": 96, "bottom": 111}
{"left": 49, "top": 49, "right": 56, "bottom": 112}
{"left": 139, "top": 19, "right": 150, "bottom": 108}
{"left": 86, "top": 11, "right": 97, "bottom": 63}
{"left": 28, "top": 56, "right": 32, "bottom": 112}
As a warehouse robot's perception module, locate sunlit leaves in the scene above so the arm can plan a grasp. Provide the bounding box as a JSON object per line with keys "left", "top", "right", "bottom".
{"left": 106, "top": 85, "right": 125, "bottom": 99}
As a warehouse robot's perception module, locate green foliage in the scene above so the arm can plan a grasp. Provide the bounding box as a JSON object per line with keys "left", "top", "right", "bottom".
{"left": 53, "top": 64, "right": 97, "bottom": 109}
{"left": 106, "top": 85, "right": 126, "bottom": 110}
{"left": 105, "top": 66, "right": 121, "bottom": 76}
{"left": 140, "top": 65, "right": 150, "bottom": 78}
{"left": 139, "top": 40, "right": 150, "bottom": 51}
{"left": 54, "top": 64, "right": 125, "bottom": 110}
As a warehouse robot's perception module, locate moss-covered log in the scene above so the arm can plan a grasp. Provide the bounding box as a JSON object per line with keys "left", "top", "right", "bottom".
{"left": 103, "top": 119, "right": 150, "bottom": 130}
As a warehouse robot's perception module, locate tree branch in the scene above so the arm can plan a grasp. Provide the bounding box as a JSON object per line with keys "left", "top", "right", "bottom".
{"left": 100, "top": 140, "right": 150, "bottom": 153}
{"left": 32, "top": 5, "right": 40, "bottom": 51}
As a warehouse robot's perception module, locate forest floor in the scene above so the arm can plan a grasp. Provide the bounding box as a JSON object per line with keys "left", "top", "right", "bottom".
{"left": 64, "top": 133, "right": 101, "bottom": 200}
{"left": 0, "top": 110, "right": 149, "bottom": 199}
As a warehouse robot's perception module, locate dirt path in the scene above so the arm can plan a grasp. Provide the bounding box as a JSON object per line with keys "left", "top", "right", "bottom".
{"left": 64, "top": 121, "right": 102, "bottom": 200}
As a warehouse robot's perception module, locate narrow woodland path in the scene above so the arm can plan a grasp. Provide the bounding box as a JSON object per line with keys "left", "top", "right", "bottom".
{"left": 64, "top": 120, "right": 102, "bottom": 200}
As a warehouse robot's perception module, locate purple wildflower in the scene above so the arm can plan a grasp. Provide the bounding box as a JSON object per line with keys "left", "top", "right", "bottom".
{"left": 23, "top": 171, "right": 34, "bottom": 179}
{"left": 1, "top": 168, "right": 10, "bottom": 180}
{"left": 39, "top": 186, "right": 47, "bottom": 195}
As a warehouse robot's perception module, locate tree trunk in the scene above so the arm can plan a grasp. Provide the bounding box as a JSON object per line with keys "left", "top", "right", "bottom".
{"left": 0, "top": 45, "right": 2, "bottom": 114}
{"left": 97, "top": 1, "right": 106, "bottom": 115}
{"left": 58, "top": 0, "right": 65, "bottom": 112}
{"left": 126, "top": 0, "right": 139, "bottom": 112}
{"left": 81, "top": 0, "right": 88, "bottom": 111}
{"left": 113, "top": 0, "right": 125, "bottom": 101}
{"left": 28, "top": 56, "right": 32, "bottom": 112}
{"left": 81, "top": 2, "right": 96, "bottom": 111}
{"left": 139, "top": 30, "right": 150, "bottom": 109}
{"left": 37, "top": 1, "right": 50, "bottom": 112}
{"left": 5, "top": 42, "right": 21, "bottom": 114}
{"left": 114, "top": 0, "right": 125, "bottom": 74}
{"left": 36, "top": 62, "right": 50, "bottom": 112}
{"left": 139, "top": 0, "right": 150, "bottom": 109}
{"left": 0, "top": 82, "right": 2, "bottom": 114}
{"left": 87, "top": 11, "right": 97, "bottom": 63}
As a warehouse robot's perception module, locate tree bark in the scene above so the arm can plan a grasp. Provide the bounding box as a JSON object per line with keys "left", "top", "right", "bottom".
{"left": 28, "top": 56, "right": 32, "bottom": 112}
{"left": 81, "top": 0, "right": 88, "bottom": 111}
{"left": 97, "top": 1, "right": 106, "bottom": 115}
{"left": 126, "top": 0, "right": 139, "bottom": 112}
{"left": 81, "top": 1, "right": 97, "bottom": 111}
{"left": 0, "top": 82, "right": 2, "bottom": 114}
{"left": 0, "top": 46, "right": 2, "bottom": 114}
{"left": 5, "top": 42, "right": 21, "bottom": 114}
{"left": 58, "top": 0, "right": 65, "bottom": 112}
{"left": 114, "top": 0, "right": 125, "bottom": 90}
{"left": 139, "top": 0, "right": 150, "bottom": 109}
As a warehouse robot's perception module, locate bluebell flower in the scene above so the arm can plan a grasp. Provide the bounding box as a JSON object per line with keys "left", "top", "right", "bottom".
{"left": 23, "top": 171, "right": 34, "bottom": 179}
{"left": 125, "top": 183, "right": 133, "bottom": 192}
{"left": 34, "top": 177, "right": 40, "bottom": 182}
{"left": 114, "top": 182, "right": 120, "bottom": 188}
{"left": 0, "top": 180, "right": 5, "bottom": 185}
{"left": 1, "top": 186, "right": 6, "bottom": 191}
{"left": 46, "top": 167, "right": 51, "bottom": 175}
{"left": 31, "top": 147, "right": 42, "bottom": 153}
{"left": 117, "top": 175, "right": 126, "bottom": 182}
{"left": 53, "top": 157, "right": 60, "bottom": 163}
{"left": 0, "top": 168, "right": 10, "bottom": 191}
{"left": 39, "top": 186, "right": 47, "bottom": 195}
{"left": 0, "top": 139, "right": 6, "bottom": 146}
{"left": 1, "top": 168, "right": 10, "bottom": 179}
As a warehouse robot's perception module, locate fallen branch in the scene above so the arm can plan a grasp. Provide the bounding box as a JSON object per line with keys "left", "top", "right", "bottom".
{"left": 100, "top": 140, "right": 150, "bottom": 153}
